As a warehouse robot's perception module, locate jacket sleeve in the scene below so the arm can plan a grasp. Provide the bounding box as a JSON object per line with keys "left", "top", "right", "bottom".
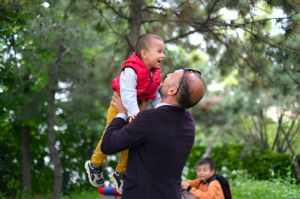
{"left": 101, "top": 111, "right": 148, "bottom": 154}
{"left": 186, "top": 179, "right": 201, "bottom": 188}
{"left": 189, "top": 181, "right": 224, "bottom": 199}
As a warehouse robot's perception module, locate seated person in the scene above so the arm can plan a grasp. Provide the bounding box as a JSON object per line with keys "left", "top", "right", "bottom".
{"left": 181, "top": 158, "right": 226, "bottom": 199}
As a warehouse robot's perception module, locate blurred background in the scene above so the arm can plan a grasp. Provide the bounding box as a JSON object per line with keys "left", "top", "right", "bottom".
{"left": 0, "top": 0, "right": 299, "bottom": 198}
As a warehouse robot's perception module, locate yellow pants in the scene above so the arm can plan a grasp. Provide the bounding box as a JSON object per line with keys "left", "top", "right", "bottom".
{"left": 91, "top": 104, "right": 128, "bottom": 173}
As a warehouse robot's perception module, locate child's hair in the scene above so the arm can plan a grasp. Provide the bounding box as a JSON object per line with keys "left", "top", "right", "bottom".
{"left": 134, "top": 34, "right": 163, "bottom": 57}
{"left": 197, "top": 157, "right": 216, "bottom": 171}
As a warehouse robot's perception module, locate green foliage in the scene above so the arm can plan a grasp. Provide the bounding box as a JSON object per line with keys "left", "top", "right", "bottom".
{"left": 1, "top": 178, "right": 299, "bottom": 199}
{"left": 0, "top": 189, "right": 101, "bottom": 199}
{"left": 1, "top": 0, "right": 300, "bottom": 197}
{"left": 240, "top": 147, "right": 292, "bottom": 180}
{"left": 232, "top": 178, "right": 300, "bottom": 199}
{"left": 185, "top": 144, "right": 294, "bottom": 181}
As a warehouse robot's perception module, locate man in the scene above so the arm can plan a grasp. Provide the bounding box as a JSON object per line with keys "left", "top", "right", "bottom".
{"left": 101, "top": 68, "right": 205, "bottom": 199}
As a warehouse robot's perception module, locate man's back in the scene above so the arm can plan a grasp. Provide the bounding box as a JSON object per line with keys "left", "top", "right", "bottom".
{"left": 120, "top": 105, "right": 195, "bottom": 199}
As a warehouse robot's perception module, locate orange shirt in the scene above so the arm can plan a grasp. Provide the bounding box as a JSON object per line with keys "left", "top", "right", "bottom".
{"left": 186, "top": 178, "right": 225, "bottom": 199}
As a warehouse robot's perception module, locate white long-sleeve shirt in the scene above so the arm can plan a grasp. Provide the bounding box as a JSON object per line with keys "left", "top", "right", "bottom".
{"left": 120, "top": 67, "right": 161, "bottom": 117}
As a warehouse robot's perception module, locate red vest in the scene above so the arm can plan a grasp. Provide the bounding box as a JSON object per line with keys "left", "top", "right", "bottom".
{"left": 111, "top": 53, "right": 162, "bottom": 101}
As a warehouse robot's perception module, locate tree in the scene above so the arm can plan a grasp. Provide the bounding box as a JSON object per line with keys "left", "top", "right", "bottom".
{"left": 1, "top": 0, "right": 300, "bottom": 197}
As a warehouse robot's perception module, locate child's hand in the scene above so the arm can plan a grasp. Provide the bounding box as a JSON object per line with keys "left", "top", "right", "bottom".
{"left": 181, "top": 181, "right": 190, "bottom": 190}
{"left": 111, "top": 92, "right": 127, "bottom": 114}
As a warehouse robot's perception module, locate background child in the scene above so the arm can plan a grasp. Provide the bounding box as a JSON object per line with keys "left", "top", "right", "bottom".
{"left": 181, "top": 158, "right": 231, "bottom": 199}
{"left": 85, "top": 34, "right": 165, "bottom": 194}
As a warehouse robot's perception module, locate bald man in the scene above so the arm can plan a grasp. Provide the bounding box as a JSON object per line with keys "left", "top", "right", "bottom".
{"left": 101, "top": 68, "right": 205, "bottom": 199}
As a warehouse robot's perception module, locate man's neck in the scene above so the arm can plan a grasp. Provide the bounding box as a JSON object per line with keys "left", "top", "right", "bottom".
{"left": 160, "top": 98, "right": 179, "bottom": 107}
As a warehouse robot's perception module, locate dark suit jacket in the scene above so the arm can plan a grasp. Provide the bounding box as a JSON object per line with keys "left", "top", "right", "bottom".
{"left": 101, "top": 105, "right": 195, "bottom": 199}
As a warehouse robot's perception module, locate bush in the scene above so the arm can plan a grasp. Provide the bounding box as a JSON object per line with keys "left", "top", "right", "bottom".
{"left": 186, "top": 144, "right": 294, "bottom": 181}
{"left": 240, "top": 148, "right": 292, "bottom": 180}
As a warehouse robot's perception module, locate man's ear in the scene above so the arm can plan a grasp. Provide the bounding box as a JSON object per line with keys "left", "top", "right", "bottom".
{"left": 167, "top": 86, "right": 178, "bottom": 96}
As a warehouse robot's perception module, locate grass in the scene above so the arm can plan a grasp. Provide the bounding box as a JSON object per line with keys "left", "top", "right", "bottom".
{"left": 61, "top": 190, "right": 100, "bottom": 199}
{"left": 231, "top": 178, "right": 300, "bottom": 199}
{"left": 0, "top": 190, "right": 101, "bottom": 199}
{"left": 1, "top": 178, "right": 299, "bottom": 199}
{"left": 64, "top": 178, "right": 300, "bottom": 199}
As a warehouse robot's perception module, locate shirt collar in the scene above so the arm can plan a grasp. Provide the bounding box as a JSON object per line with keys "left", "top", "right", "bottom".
{"left": 156, "top": 102, "right": 175, "bottom": 108}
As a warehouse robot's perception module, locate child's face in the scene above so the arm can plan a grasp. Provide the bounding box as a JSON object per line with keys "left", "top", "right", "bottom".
{"left": 197, "top": 164, "right": 215, "bottom": 181}
{"left": 141, "top": 38, "right": 165, "bottom": 69}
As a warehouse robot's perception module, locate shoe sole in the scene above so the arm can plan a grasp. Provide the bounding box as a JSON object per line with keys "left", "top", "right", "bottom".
{"left": 110, "top": 176, "right": 122, "bottom": 194}
{"left": 84, "top": 161, "right": 104, "bottom": 188}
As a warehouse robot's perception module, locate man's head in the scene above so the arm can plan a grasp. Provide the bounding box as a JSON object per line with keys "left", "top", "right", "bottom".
{"left": 134, "top": 34, "right": 165, "bottom": 69}
{"left": 196, "top": 158, "right": 216, "bottom": 181}
{"left": 159, "top": 68, "right": 205, "bottom": 108}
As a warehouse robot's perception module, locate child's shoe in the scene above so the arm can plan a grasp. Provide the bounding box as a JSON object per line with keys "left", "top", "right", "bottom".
{"left": 84, "top": 161, "right": 104, "bottom": 187}
{"left": 111, "top": 171, "right": 125, "bottom": 194}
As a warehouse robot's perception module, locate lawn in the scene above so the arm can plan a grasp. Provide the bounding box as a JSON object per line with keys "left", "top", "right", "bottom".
{"left": 64, "top": 178, "right": 300, "bottom": 199}
{"left": 1, "top": 178, "right": 299, "bottom": 199}
{"left": 231, "top": 178, "right": 300, "bottom": 199}
{"left": 63, "top": 178, "right": 300, "bottom": 199}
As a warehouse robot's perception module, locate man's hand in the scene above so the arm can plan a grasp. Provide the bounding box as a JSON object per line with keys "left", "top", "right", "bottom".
{"left": 128, "top": 114, "right": 137, "bottom": 123}
{"left": 111, "top": 92, "right": 127, "bottom": 114}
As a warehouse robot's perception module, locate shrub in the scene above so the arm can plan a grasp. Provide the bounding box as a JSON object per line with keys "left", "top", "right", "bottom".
{"left": 186, "top": 144, "right": 294, "bottom": 181}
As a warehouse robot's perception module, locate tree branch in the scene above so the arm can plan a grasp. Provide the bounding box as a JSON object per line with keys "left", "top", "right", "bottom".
{"left": 164, "top": 29, "right": 198, "bottom": 43}
{"left": 206, "top": 0, "right": 220, "bottom": 21}
{"left": 217, "top": 9, "right": 300, "bottom": 29}
{"left": 272, "top": 111, "right": 284, "bottom": 151}
{"left": 98, "top": 0, "right": 129, "bottom": 20}
{"left": 87, "top": 0, "right": 124, "bottom": 38}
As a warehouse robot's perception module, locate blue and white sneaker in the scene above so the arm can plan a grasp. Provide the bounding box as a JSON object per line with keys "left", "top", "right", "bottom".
{"left": 111, "top": 171, "right": 125, "bottom": 194}
{"left": 84, "top": 161, "right": 104, "bottom": 187}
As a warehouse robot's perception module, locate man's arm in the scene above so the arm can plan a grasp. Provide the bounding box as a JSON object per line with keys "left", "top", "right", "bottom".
{"left": 101, "top": 113, "right": 147, "bottom": 154}
{"left": 101, "top": 93, "right": 147, "bottom": 154}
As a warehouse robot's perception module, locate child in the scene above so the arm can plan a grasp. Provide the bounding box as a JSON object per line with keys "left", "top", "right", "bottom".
{"left": 85, "top": 34, "right": 165, "bottom": 194}
{"left": 181, "top": 158, "right": 231, "bottom": 199}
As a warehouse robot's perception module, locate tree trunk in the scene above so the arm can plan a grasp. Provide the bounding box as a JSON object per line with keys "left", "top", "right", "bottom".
{"left": 47, "top": 41, "right": 67, "bottom": 199}
{"left": 202, "top": 146, "right": 213, "bottom": 159}
{"left": 128, "top": 0, "right": 144, "bottom": 50}
{"left": 47, "top": 79, "right": 63, "bottom": 199}
{"left": 282, "top": 128, "right": 300, "bottom": 183}
{"left": 293, "top": 157, "right": 300, "bottom": 184}
{"left": 21, "top": 125, "right": 31, "bottom": 190}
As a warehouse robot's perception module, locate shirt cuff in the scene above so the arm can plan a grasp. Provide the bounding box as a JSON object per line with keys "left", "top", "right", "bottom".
{"left": 186, "top": 185, "right": 192, "bottom": 192}
{"left": 116, "top": 113, "right": 128, "bottom": 121}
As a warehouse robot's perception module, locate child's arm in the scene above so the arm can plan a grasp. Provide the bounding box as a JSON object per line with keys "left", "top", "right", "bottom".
{"left": 120, "top": 67, "right": 140, "bottom": 117}
{"left": 187, "top": 180, "right": 224, "bottom": 199}
{"left": 182, "top": 179, "right": 200, "bottom": 189}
